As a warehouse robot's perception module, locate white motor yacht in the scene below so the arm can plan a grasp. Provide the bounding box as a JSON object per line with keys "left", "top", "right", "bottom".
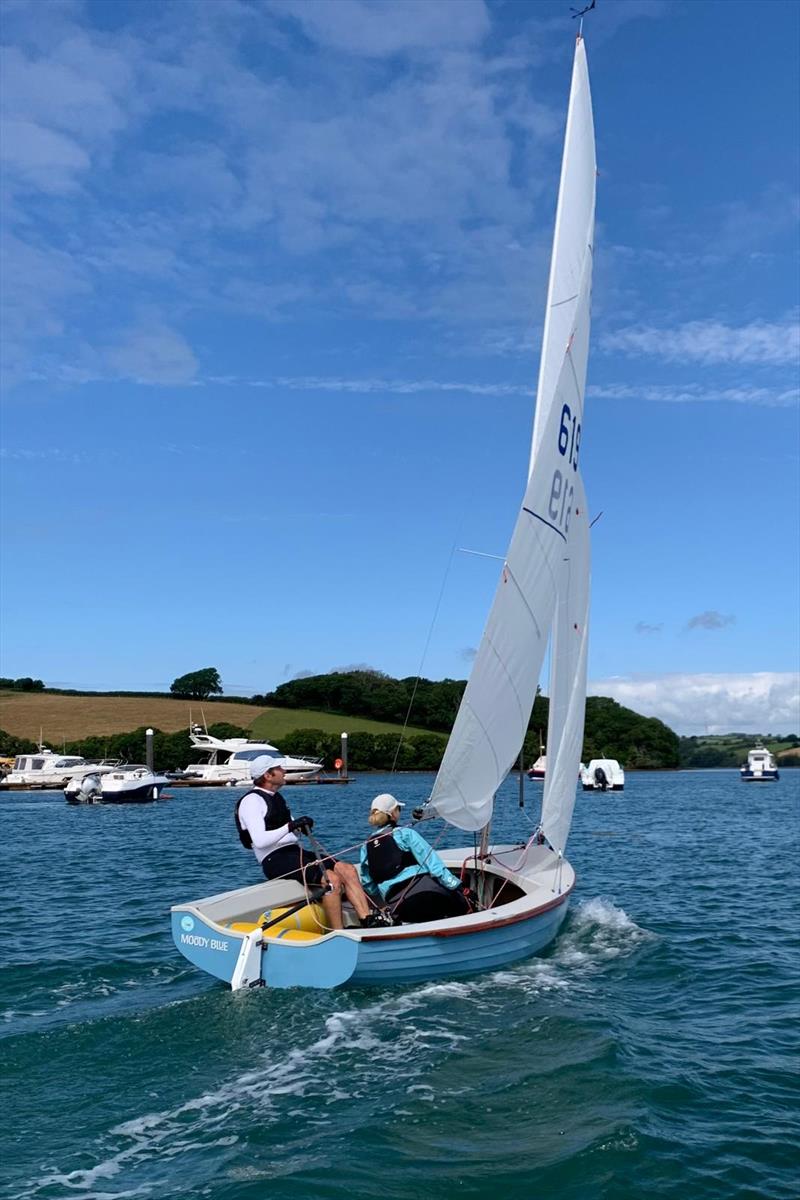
{"left": 740, "top": 744, "right": 779, "bottom": 782}
{"left": 3, "top": 746, "right": 119, "bottom": 789}
{"left": 182, "top": 725, "right": 323, "bottom": 785}
{"left": 65, "top": 765, "right": 170, "bottom": 804}
{"left": 581, "top": 758, "right": 625, "bottom": 791}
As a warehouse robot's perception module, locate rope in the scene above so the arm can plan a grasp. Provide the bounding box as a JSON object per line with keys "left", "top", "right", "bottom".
{"left": 390, "top": 534, "right": 461, "bottom": 772}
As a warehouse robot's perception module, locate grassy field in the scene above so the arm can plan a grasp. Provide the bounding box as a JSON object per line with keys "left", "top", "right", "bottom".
{"left": 0, "top": 693, "right": 267, "bottom": 742}
{"left": 0, "top": 692, "right": 431, "bottom": 743}
{"left": 250, "top": 709, "right": 433, "bottom": 740}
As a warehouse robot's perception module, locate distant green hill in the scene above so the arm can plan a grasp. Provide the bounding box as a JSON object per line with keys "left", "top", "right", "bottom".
{"left": 264, "top": 670, "right": 681, "bottom": 769}
{"left": 249, "top": 708, "right": 431, "bottom": 740}
{"left": 678, "top": 733, "right": 800, "bottom": 769}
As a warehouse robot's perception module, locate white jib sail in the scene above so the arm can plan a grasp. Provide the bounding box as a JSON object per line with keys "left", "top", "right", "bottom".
{"left": 429, "top": 38, "right": 595, "bottom": 833}
{"left": 540, "top": 470, "right": 590, "bottom": 856}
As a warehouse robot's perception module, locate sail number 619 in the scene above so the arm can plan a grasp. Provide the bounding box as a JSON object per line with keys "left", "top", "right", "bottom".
{"left": 558, "top": 403, "right": 581, "bottom": 470}
{"left": 549, "top": 469, "right": 574, "bottom": 532}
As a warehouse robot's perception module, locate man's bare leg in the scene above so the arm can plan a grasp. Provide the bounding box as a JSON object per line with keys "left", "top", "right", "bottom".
{"left": 321, "top": 873, "right": 344, "bottom": 929}
{"left": 331, "top": 861, "right": 371, "bottom": 920}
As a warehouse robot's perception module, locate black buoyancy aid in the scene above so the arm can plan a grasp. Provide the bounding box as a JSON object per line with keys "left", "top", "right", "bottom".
{"left": 234, "top": 788, "right": 292, "bottom": 849}
{"left": 366, "top": 828, "right": 418, "bottom": 884}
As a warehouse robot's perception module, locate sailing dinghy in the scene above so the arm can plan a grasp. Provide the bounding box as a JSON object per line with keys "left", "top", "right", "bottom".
{"left": 172, "top": 35, "right": 596, "bottom": 990}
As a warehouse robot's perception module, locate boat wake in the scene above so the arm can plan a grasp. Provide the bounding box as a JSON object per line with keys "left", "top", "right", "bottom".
{"left": 20, "top": 899, "right": 653, "bottom": 1198}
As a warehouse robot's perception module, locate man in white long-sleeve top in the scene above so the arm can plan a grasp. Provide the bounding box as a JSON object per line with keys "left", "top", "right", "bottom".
{"left": 235, "top": 755, "right": 388, "bottom": 929}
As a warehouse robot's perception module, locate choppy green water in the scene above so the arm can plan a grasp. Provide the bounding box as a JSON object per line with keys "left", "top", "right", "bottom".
{"left": 2, "top": 770, "right": 798, "bottom": 1199}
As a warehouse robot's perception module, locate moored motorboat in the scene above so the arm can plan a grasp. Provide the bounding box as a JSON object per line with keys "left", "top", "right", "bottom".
{"left": 172, "top": 32, "right": 598, "bottom": 991}
{"left": 65, "top": 765, "right": 170, "bottom": 804}
{"left": 740, "top": 744, "right": 779, "bottom": 782}
{"left": 2, "top": 746, "right": 119, "bottom": 790}
{"left": 183, "top": 724, "right": 322, "bottom": 785}
{"left": 581, "top": 758, "right": 625, "bottom": 791}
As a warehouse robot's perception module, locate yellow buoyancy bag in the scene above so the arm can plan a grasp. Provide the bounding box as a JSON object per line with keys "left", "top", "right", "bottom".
{"left": 260, "top": 903, "right": 328, "bottom": 934}
{"left": 227, "top": 902, "right": 327, "bottom": 938}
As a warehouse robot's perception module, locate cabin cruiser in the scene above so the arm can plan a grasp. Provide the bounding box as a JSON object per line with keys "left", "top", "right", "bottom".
{"left": 581, "top": 758, "right": 625, "bottom": 791}
{"left": 2, "top": 747, "right": 119, "bottom": 789}
{"left": 65, "top": 765, "right": 170, "bottom": 804}
{"left": 182, "top": 725, "right": 323, "bottom": 785}
{"left": 740, "top": 745, "right": 779, "bottom": 782}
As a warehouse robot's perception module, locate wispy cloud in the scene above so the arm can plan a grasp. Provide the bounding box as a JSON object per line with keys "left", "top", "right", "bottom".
{"left": 266, "top": 0, "right": 491, "bottom": 57}
{"left": 588, "top": 382, "right": 799, "bottom": 408}
{"left": 245, "top": 375, "right": 530, "bottom": 397}
{"left": 588, "top": 672, "right": 800, "bottom": 735}
{"left": 460, "top": 646, "right": 478, "bottom": 661}
{"left": 685, "top": 611, "right": 736, "bottom": 632}
{"left": 601, "top": 317, "right": 800, "bottom": 366}
{"left": 634, "top": 622, "right": 662, "bottom": 635}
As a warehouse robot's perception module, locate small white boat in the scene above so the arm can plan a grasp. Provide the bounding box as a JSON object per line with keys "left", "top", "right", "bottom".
{"left": 740, "top": 745, "right": 779, "bottom": 782}
{"left": 527, "top": 753, "right": 547, "bottom": 781}
{"left": 527, "top": 732, "right": 547, "bottom": 780}
{"left": 581, "top": 758, "right": 625, "bottom": 791}
{"left": 65, "top": 765, "right": 170, "bottom": 804}
{"left": 3, "top": 746, "right": 119, "bottom": 789}
{"left": 183, "top": 725, "right": 322, "bottom": 786}
{"left": 173, "top": 33, "right": 599, "bottom": 991}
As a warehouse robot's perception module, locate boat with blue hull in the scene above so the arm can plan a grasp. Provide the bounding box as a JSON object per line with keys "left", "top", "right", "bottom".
{"left": 172, "top": 33, "right": 596, "bottom": 990}
{"left": 171, "top": 844, "right": 574, "bottom": 989}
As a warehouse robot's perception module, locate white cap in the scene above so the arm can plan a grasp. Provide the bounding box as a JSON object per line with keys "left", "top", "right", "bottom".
{"left": 370, "top": 793, "right": 405, "bottom": 814}
{"left": 250, "top": 754, "right": 285, "bottom": 780}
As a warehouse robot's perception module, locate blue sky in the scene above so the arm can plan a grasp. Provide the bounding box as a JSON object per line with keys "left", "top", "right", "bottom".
{"left": 1, "top": 0, "right": 798, "bottom": 735}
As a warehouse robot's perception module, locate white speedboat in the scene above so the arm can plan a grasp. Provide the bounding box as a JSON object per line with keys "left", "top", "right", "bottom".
{"left": 3, "top": 746, "right": 119, "bottom": 789}
{"left": 581, "top": 758, "right": 625, "bottom": 791}
{"left": 183, "top": 725, "right": 322, "bottom": 786}
{"left": 740, "top": 745, "right": 779, "bottom": 782}
{"left": 65, "top": 765, "right": 170, "bottom": 804}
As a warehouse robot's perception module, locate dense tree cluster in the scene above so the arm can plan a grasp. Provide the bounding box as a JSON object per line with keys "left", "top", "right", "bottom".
{"left": 263, "top": 670, "right": 466, "bottom": 731}
{"left": 278, "top": 727, "right": 447, "bottom": 772}
{"left": 169, "top": 668, "right": 223, "bottom": 700}
{"left": 0, "top": 677, "right": 45, "bottom": 691}
{"left": 0, "top": 729, "right": 39, "bottom": 756}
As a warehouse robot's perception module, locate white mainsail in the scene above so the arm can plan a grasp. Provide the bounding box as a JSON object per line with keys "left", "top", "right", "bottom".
{"left": 530, "top": 37, "right": 596, "bottom": 471}
{"left": 428, "top": 38, "right": 595, "bottom": 834}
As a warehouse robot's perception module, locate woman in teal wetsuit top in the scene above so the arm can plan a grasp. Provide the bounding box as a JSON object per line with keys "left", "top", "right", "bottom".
{"left": 359, "top": 793, "right": 471, "bottom": 924}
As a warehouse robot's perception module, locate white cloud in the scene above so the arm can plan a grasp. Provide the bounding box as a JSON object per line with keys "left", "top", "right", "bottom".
{"left": 588, "top": 672, "right": 800, "bottom": 735}
{"left": 105, "top": 323, "right": 199, "bottom": 386}
{"left": 588, "top": 382, "right": 799, "bottom": 408}
{"left": 601, "top": 317, "right": 800, "bottom": 366}
{"left": 265, "top": 0, "right": 491, "bottom": 57}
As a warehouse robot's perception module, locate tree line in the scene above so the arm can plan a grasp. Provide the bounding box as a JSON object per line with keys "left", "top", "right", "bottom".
{"left": 265, "top": 671, "right": 681, "bottom": 768}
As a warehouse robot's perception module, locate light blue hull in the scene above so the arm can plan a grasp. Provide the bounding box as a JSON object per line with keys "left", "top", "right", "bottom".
{"left": 171, "top": 894, "right": 571, "bottom": 990}
{"left": 349, "top": 897, "right": 570, "bottom": 986}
